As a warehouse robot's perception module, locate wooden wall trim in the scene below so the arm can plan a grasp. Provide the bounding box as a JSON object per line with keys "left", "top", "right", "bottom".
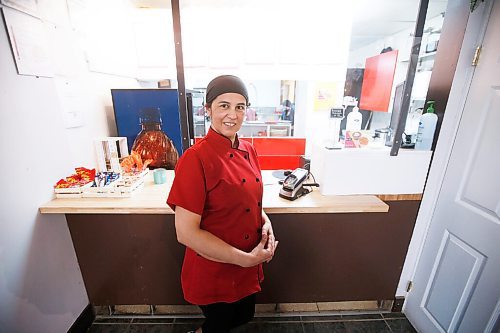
{"left": 376, "top": 194, "right": 423, "bottom": 201}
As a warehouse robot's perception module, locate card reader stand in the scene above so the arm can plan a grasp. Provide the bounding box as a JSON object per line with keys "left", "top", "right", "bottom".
{"left": 279, "top": 168, "right": 319, "bottom": 201}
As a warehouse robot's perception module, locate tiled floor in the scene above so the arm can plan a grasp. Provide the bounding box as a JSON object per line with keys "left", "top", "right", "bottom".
{"left": 88, "top": 312, "right": 417, "bottom": 333}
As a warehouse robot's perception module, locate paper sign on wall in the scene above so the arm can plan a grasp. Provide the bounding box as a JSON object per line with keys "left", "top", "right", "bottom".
{"left": 1, "top": 0, "right": 39, "bottom": 17}
{"left": 313, "top": 82, "right": 338, "bottom": 111}
{"left": 54, "top": 78, "right": 85, "bottom": 129}
{"left": 2, "top": 7, "right": 54, "bottom": 77}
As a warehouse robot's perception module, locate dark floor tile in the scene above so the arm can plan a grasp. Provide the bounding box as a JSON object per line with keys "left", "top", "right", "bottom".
{"left": 89, "top": 313, "right": 402, "bottom": 333}
{"left": 131, "top": 318, "right": 175, "bottom": 324}
{"left": 301, "top": 315, "right": 343, "bottom": 322}
{"left": 341, "top": 313, "right": 384, "bottom": 321}
{"left": 232, "top": 322, "right": 304, "bottom": 333}
{"left": 127, "top": 324, "right": 173, "bottom": 333}
{"left": 252, "top": 315, "right": 302, "bottom": 322}
{"left": 385, "top": 319, "right": 417, "bottom": 333}
{"left": 344, "top": 320, "right": 391, "bottom": 333}
{"left": 171, "top": 323, "right": 200, "bottom": 333}
{"left": 382, "top": 312, "right": 406, "bottom": 319}
{"left": 172, "top": 316, "right": 204, "bottom": 320}
{"left": 87, "top": 324, "right": 130, "bottom": 333}
{"left": 303, "top": 321, "right": 347, "bottom": 333}
{"left": 93, "top": 318, "right": 133, "bottom": 324}
{"left": 173, "top": 317, "right": 205, "bottom": 325}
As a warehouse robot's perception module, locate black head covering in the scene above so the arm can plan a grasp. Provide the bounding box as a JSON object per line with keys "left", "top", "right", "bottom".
{"left": 282, "top": 99, "right": 293, "bottom": 108}
{"left": 205, "top": 75, "right": 249, "bottom": 105}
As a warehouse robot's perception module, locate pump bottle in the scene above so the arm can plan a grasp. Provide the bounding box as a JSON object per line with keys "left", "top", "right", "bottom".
{"left": 346, "top": 106, "right": 362, "bottom": 131}
{"left": 415, "top": 101, "right": 438, "bottom": 150}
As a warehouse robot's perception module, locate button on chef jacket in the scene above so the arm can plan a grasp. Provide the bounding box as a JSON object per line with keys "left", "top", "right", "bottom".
{"left": 167, "top": 128, "right": 264, "bottom": 305}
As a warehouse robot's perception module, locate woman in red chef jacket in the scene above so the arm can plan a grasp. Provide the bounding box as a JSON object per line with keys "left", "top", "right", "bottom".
{"left": 167, "top": 75, "right": 278, "bottom": 333}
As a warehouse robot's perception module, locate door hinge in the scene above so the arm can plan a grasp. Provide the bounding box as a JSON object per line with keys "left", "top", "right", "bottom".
{"left": 472, "top": 46, "right": 482, "bottom": 66}
{"left": 406, "top": 281, "right": 413, "bottom": 292}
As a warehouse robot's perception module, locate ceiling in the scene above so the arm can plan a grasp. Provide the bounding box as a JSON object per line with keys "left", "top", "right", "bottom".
{"left": 350, "top": 0, "right": 448, "bottom": 50}
{"left": 131, "top": 0, "right": 449, "bottom": 51}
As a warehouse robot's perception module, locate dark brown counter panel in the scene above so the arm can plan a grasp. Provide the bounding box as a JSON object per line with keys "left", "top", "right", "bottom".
{"left": 66, "top": 200, "right": 418, "bottom": 305}
{"left": 259, "top": 200, "right": 420, "bottom": 303}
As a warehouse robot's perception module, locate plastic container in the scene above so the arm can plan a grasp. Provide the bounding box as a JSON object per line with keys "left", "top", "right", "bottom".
{"left": 153, "top": 168, "right": 167, "bottom": 184}
{"left": 346, "top": 106, "right": 362, "bottom": 131}
{"left": 415, "top": 101, "right": 438, "bottom": 150}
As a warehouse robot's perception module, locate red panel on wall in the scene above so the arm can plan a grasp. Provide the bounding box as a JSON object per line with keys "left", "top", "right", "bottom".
{"left": 252, "top": 138, "right": 306, "bottom": 155}
{"left": 359, "top": 50, "right": 398, "bottom": 112}
{"left": 193, "top": 136, "right": 305, "bottom": 170}
{"left": 258, "top": 156, "right": 301, "bottom": 170}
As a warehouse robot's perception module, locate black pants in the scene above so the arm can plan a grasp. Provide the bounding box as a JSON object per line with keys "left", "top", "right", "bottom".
{"left": 199, "top": 293, "right": 256, "bottom": 333}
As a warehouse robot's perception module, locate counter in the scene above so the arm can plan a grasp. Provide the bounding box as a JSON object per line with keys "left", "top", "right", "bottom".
{"left": 40, "top": 171, "right": 388, "bottom": 214}
{"left": 40, "top": 171, "right": 420, "bottom": 306}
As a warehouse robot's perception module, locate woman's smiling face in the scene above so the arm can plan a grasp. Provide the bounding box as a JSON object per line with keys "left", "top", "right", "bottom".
{"left": 206, "top": 93, "right": 247, "bottom": 143}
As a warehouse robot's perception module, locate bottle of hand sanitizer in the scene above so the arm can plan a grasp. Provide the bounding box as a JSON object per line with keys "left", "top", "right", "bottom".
{"left": 346, "top": 106, "right": 362, "bottom": 131}
{"left": 415, "top": 101, "right": 438, "bottom": 150}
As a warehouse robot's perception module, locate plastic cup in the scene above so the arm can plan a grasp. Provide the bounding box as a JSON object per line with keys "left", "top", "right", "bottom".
{"left": 153, "top": 168, "right": 167, "bottom": 184}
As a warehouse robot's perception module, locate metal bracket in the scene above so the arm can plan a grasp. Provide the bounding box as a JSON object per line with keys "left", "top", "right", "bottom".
{"left": 390, "top": 0, "right": 430, "bottom": 156}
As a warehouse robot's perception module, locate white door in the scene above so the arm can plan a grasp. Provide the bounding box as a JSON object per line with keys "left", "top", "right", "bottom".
{"left": 405, "top": 1, "right": 500, "bottom": 332}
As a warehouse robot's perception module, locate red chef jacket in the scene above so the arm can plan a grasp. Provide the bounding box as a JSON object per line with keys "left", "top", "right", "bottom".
{"left": 167, "top": 128, "right": 264, "bottom": 305}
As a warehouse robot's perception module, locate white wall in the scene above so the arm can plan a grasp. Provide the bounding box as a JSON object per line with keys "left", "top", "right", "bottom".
{"left": 293, "top": 81, "right": 311, "bottom": 139}
{"left": 292, "top": 78, "right": 347, "bottom": 154}
{"left": 246, "top": 80, "right": 281, "bottom": 107}
{"left": 0, "top": 1, "right": 139, "bottom": 332}
{"left": 347, "top": 14, "right": 445, "bottom": 131}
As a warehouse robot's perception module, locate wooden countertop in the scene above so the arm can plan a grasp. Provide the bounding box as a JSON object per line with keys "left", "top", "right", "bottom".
{"left": 39, "top": 170, "right": 389, "bottom": 215}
